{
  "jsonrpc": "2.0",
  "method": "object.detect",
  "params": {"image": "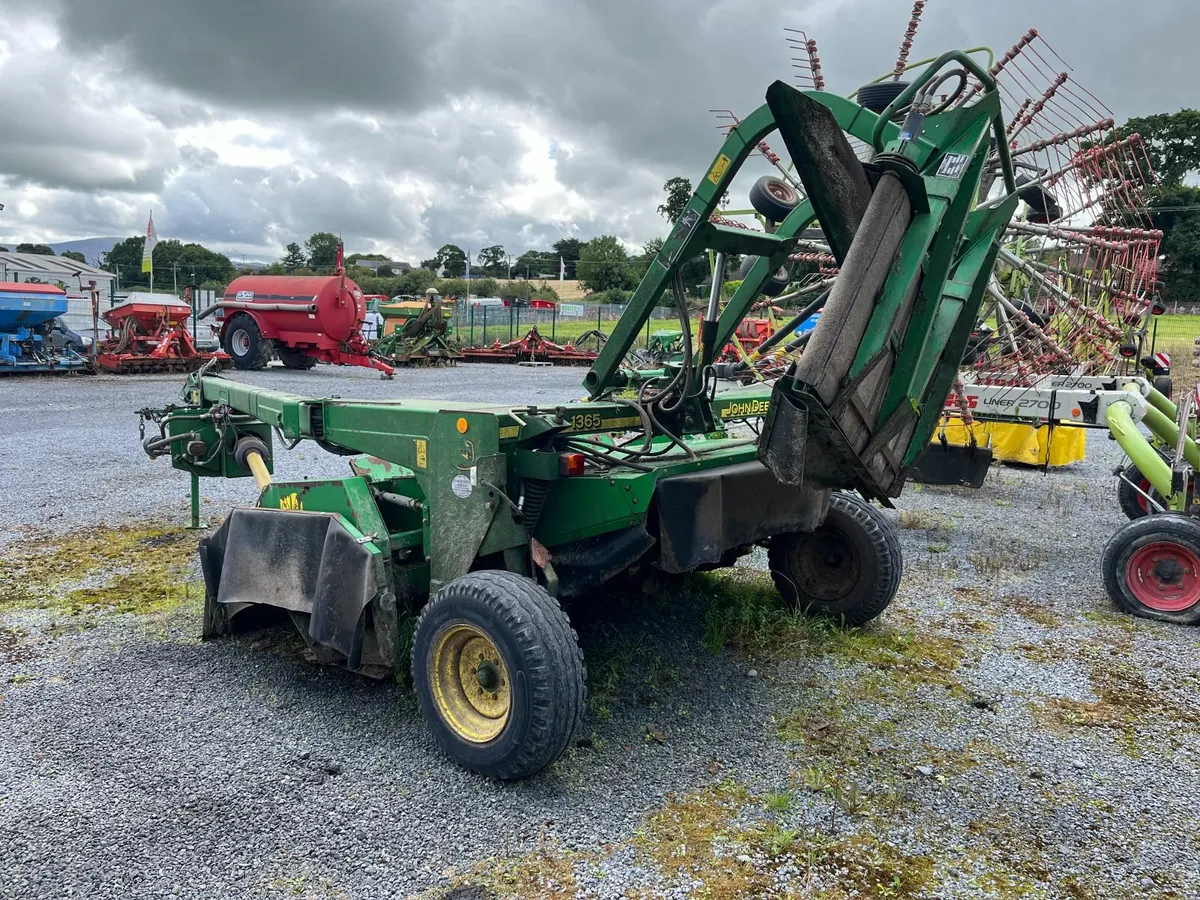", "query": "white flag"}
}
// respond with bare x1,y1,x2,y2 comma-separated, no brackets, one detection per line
141,212,158,274
559,256,565,282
